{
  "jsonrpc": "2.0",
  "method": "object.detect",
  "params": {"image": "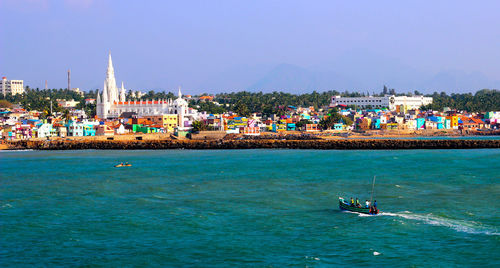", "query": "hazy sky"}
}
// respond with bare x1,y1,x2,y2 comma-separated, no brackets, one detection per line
1,0,499,94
